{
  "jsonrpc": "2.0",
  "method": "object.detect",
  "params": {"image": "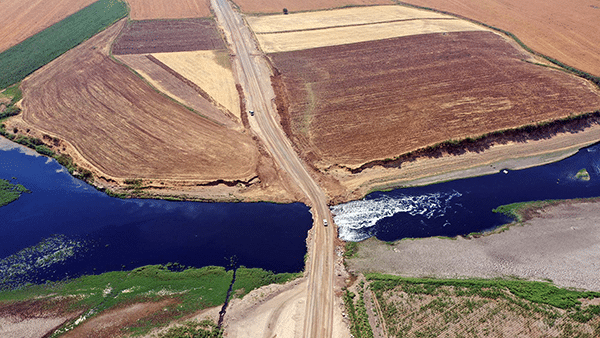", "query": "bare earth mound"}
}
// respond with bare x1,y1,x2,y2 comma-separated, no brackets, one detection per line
271,31,600,169
112,19,225,55
19,21,258,182
0,0,96,52
125,0,211,20
234,0,392,14
400,0,600,77
347,199,600,291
